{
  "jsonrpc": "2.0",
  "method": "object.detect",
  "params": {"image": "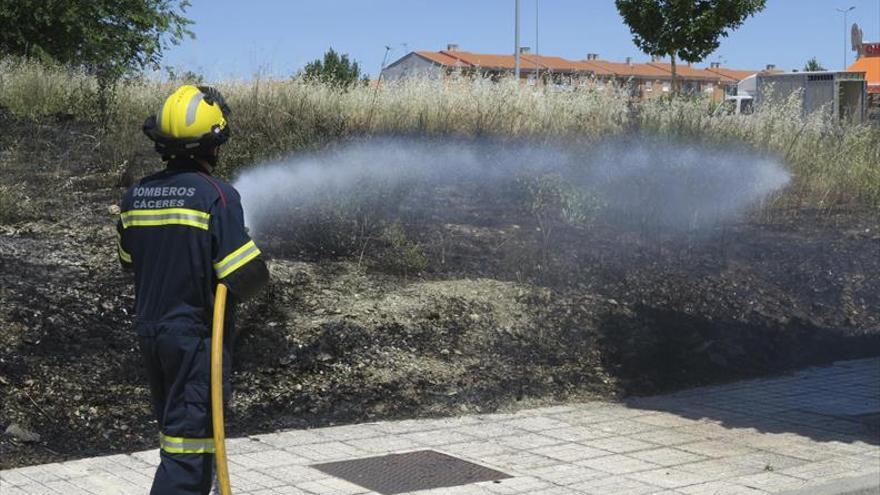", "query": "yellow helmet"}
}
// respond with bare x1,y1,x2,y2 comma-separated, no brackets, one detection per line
143,85,231,159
